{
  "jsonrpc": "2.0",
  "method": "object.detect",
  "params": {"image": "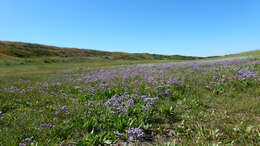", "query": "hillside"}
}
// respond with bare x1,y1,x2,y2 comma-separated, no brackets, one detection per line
224,50,260,58
0,41,202,60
